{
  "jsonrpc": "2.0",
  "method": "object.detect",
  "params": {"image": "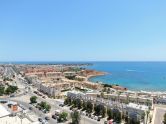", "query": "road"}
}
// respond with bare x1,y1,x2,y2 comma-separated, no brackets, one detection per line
12,99,57,124
3,66,16,79
2,66,103,124
13,91,102,124
10,89,102,124
152,105,166,124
